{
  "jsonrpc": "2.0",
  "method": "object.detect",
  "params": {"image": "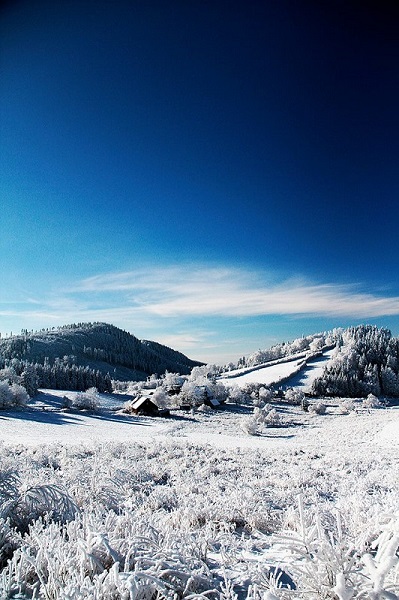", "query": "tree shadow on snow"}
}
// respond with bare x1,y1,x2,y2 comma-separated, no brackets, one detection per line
258,432,296,439
84,410,152,426
0,407,81,426
0,407,152,428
